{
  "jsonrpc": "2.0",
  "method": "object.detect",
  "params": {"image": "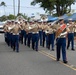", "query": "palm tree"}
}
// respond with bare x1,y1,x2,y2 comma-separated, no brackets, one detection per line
13,0,15,16
18,0,20,15
0,2,6,15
